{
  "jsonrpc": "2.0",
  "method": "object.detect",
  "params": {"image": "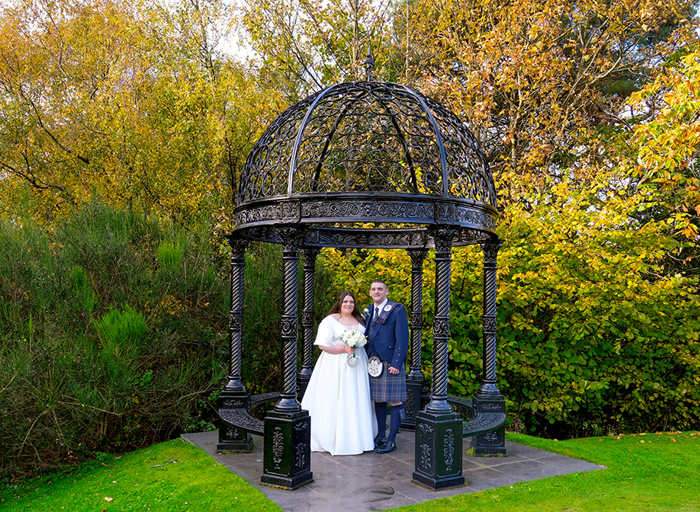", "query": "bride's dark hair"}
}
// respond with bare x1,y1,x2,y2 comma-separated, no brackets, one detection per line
328,290,365,325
